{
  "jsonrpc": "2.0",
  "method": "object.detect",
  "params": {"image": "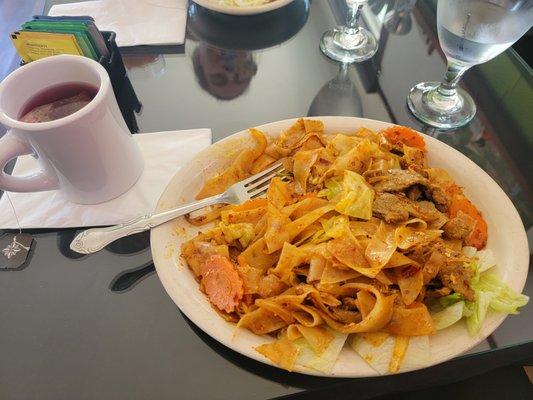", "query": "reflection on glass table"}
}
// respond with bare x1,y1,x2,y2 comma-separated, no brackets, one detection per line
308,62,363,117
384,0,417,36
192,45,257,100
408,0,533,129
122,54,167,79
187,0,310,51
